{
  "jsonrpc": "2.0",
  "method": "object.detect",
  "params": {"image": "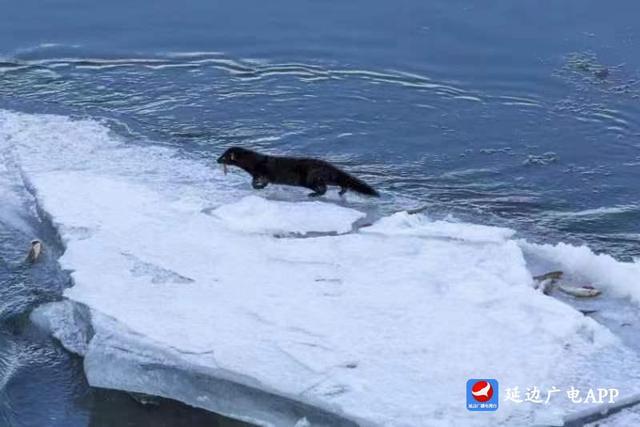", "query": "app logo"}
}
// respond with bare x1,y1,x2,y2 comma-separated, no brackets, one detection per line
471,380,493,402
467,379,499,411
